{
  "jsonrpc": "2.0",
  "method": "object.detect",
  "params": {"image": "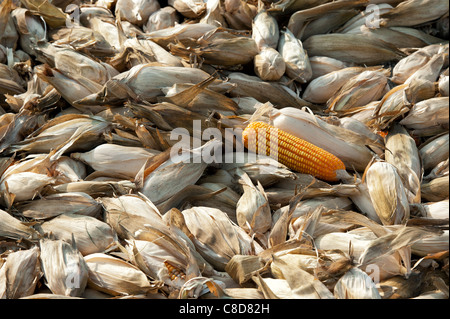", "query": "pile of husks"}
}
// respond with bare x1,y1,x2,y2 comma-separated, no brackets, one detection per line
0,0,448,299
